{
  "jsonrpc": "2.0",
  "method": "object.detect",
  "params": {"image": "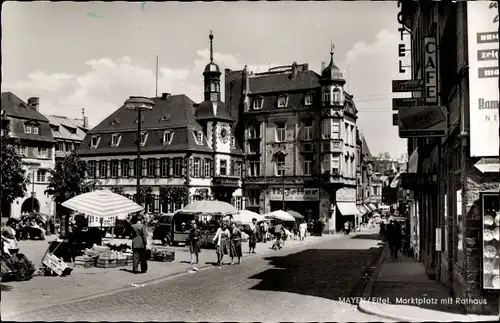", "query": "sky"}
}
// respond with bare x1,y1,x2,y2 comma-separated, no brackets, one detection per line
2,1,411,159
